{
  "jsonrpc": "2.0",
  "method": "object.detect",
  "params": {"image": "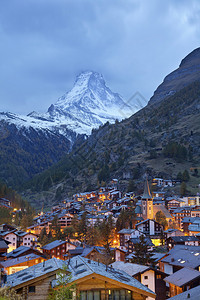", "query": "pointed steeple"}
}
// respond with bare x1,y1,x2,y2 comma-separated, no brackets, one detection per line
142,177,152,199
